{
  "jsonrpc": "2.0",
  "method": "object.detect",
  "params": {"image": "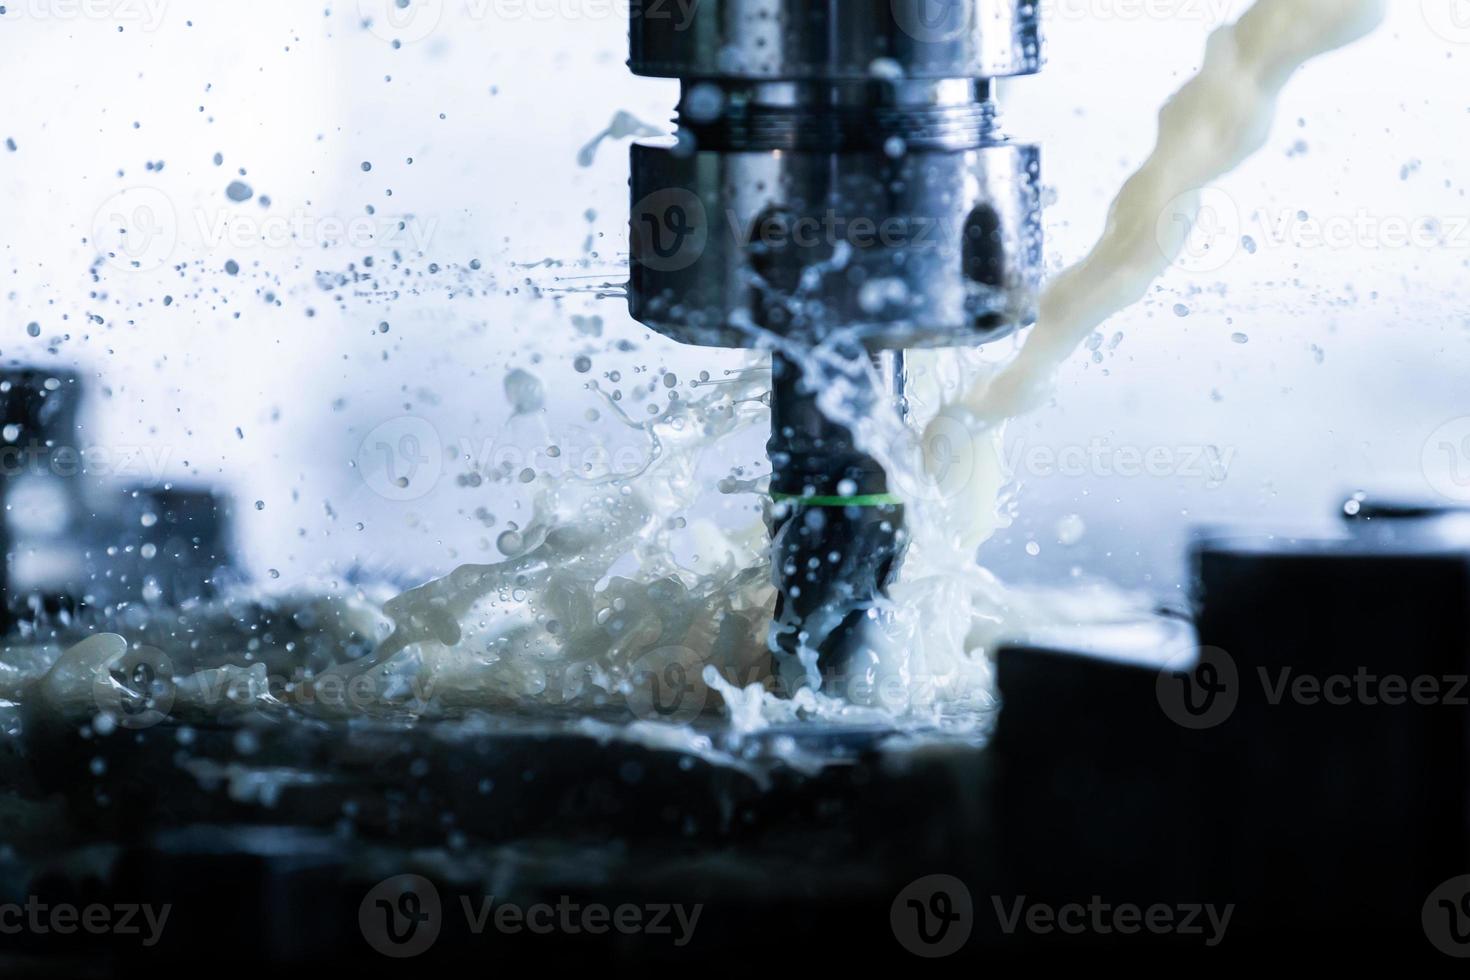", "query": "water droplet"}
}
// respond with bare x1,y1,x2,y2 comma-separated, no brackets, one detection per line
682,82,725,123
1056,514,1087,547
504,368,544,414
